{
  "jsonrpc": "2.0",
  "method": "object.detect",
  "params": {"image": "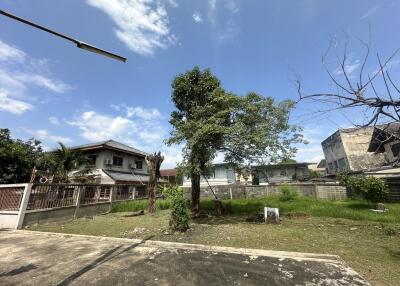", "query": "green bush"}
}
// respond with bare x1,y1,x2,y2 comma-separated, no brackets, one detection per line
337,173,388,203
160,184,185,200
162,185,190,232
279,184,299,202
